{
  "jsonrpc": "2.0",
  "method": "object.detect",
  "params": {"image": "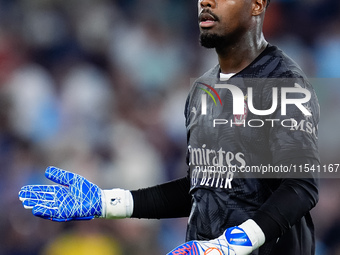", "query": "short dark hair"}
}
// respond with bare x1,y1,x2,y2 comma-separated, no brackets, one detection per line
267,0,270,7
